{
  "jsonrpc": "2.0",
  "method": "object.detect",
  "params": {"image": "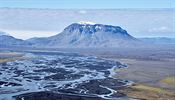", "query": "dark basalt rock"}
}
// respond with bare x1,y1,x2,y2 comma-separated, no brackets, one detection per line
34,68,72,73
76,80,111,95
0,81,22,87
24,76,42,81
14,91,105,100
44,73,83,81
64,23,128,35
0,52,130,100
53,78,127,97
14,70,25,75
